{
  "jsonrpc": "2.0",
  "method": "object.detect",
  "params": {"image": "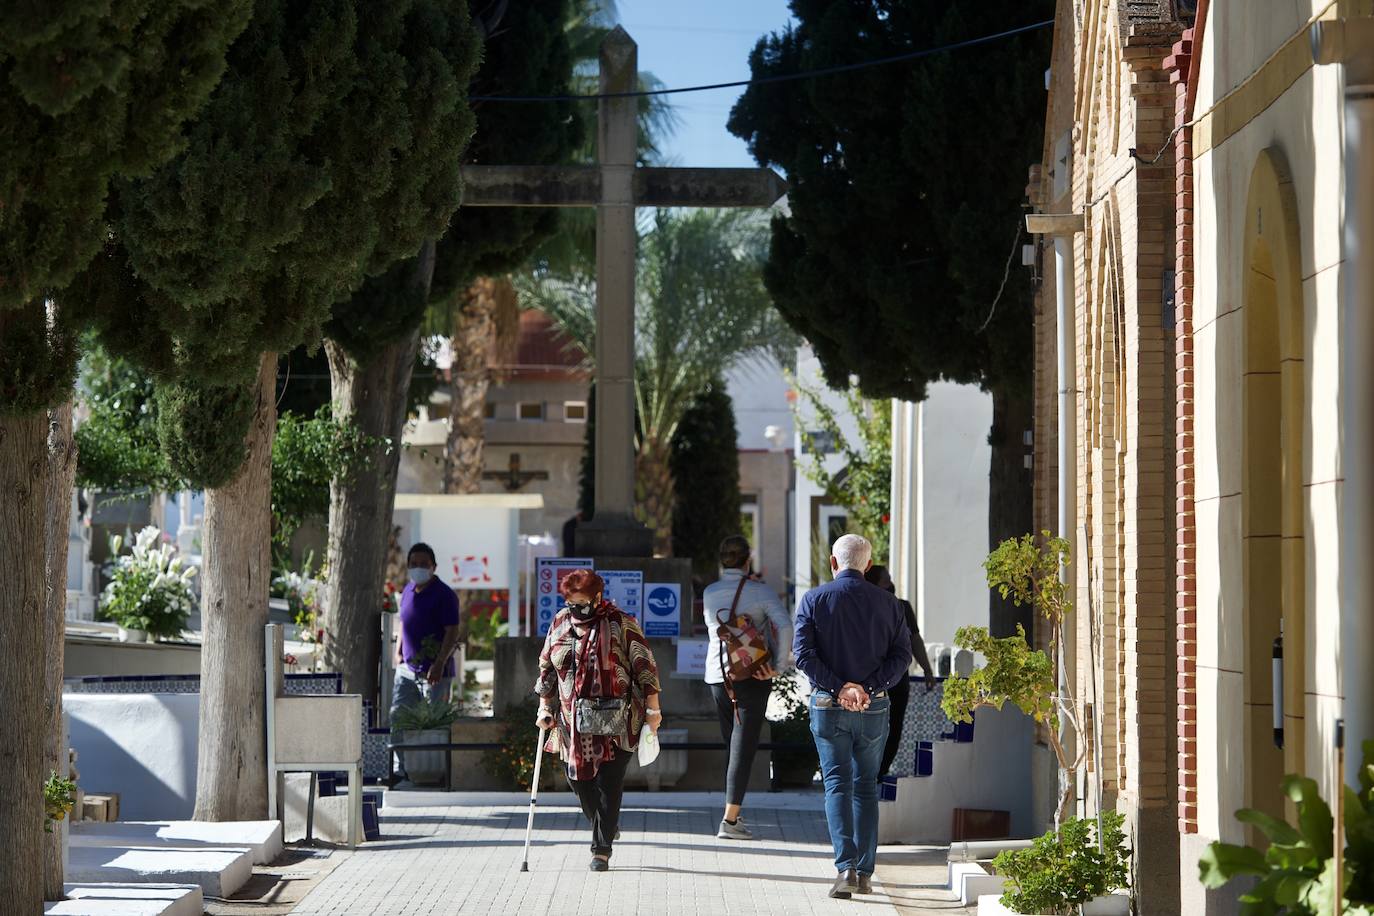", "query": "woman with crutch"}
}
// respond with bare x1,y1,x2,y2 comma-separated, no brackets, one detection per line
534,569,662,871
